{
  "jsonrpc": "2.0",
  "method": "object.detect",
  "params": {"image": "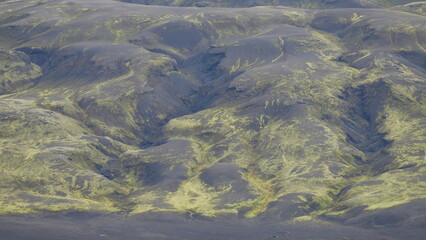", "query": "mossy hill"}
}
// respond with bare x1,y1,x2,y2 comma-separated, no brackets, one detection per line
0,0,425,239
